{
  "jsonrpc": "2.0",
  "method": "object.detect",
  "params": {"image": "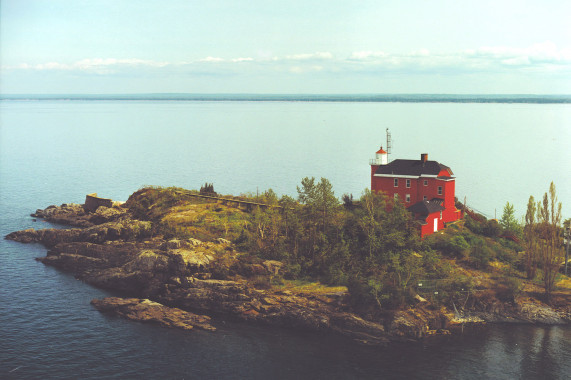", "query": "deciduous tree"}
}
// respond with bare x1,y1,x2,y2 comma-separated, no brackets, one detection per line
536,182,563,301
524,196,537,279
